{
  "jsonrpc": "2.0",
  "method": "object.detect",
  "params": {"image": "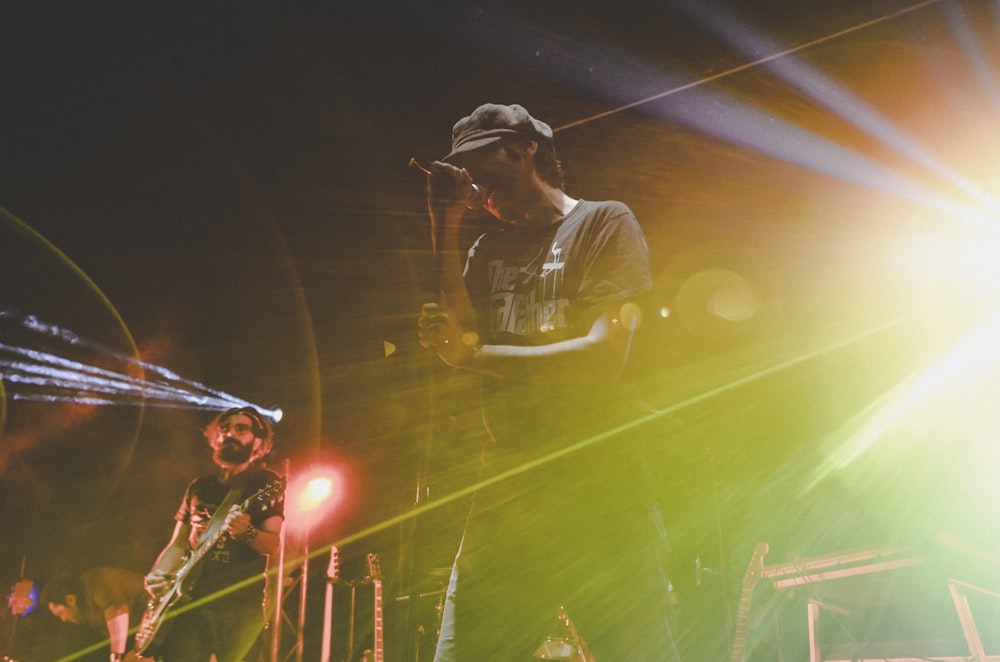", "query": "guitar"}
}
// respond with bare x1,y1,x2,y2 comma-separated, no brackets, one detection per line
133,477,286,654
729,542,769,662
360,553,384,662
320,546,340,662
